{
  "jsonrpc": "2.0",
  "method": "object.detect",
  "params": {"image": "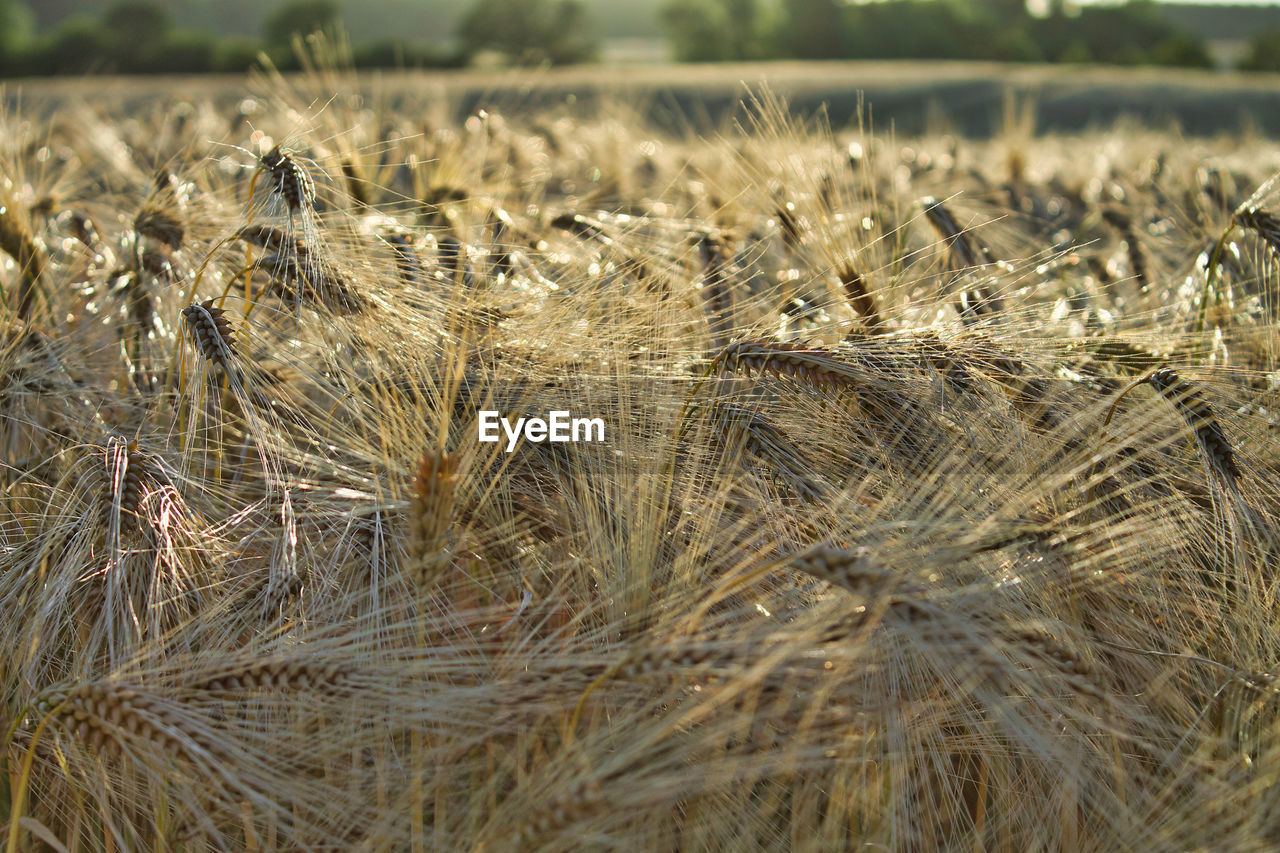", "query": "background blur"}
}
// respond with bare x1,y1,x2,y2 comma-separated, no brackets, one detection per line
8,0,1280,76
